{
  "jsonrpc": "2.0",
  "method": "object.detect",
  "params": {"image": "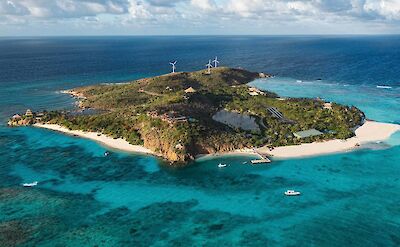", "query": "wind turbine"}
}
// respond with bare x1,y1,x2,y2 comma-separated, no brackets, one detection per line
212,56,219,68
205,59,213,74
169,61,177,73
